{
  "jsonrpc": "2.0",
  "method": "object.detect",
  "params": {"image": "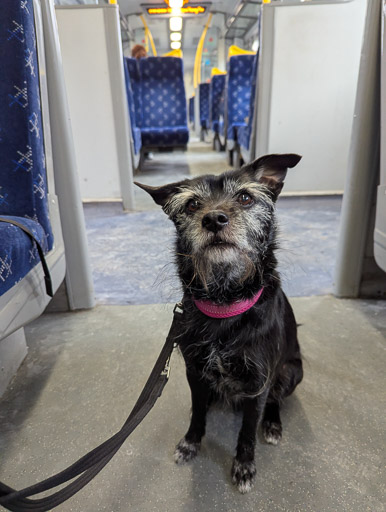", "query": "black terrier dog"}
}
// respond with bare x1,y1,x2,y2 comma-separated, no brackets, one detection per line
136,153,303,493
